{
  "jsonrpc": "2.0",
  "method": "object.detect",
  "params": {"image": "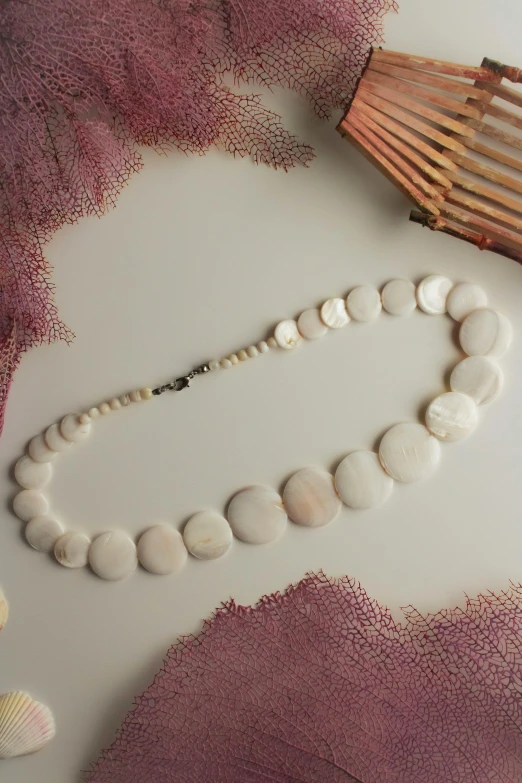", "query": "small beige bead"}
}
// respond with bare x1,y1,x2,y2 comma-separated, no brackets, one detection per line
221,358,233,369
247,345,259,358
238,349,249,361
109,397,121,411
140,388,152,400
88,407,100,419
130,390,141,403
120,394,131,406
267,337,278,349
229,354,239,365
79,413,90,425
257,341,269,354
99,402,111,415
209,360,220,371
